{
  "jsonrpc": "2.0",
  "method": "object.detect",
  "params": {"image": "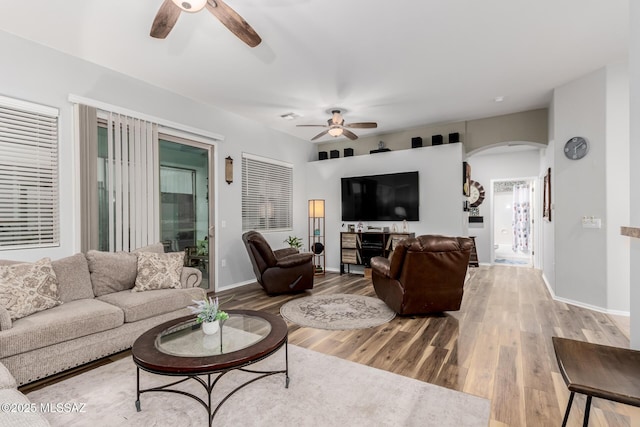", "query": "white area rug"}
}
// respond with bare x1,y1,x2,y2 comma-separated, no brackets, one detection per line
280,293,396,330
27,345,489,426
